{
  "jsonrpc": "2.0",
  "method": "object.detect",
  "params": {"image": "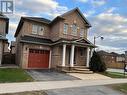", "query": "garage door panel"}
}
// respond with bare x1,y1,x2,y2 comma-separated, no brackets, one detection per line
28,49,50,68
